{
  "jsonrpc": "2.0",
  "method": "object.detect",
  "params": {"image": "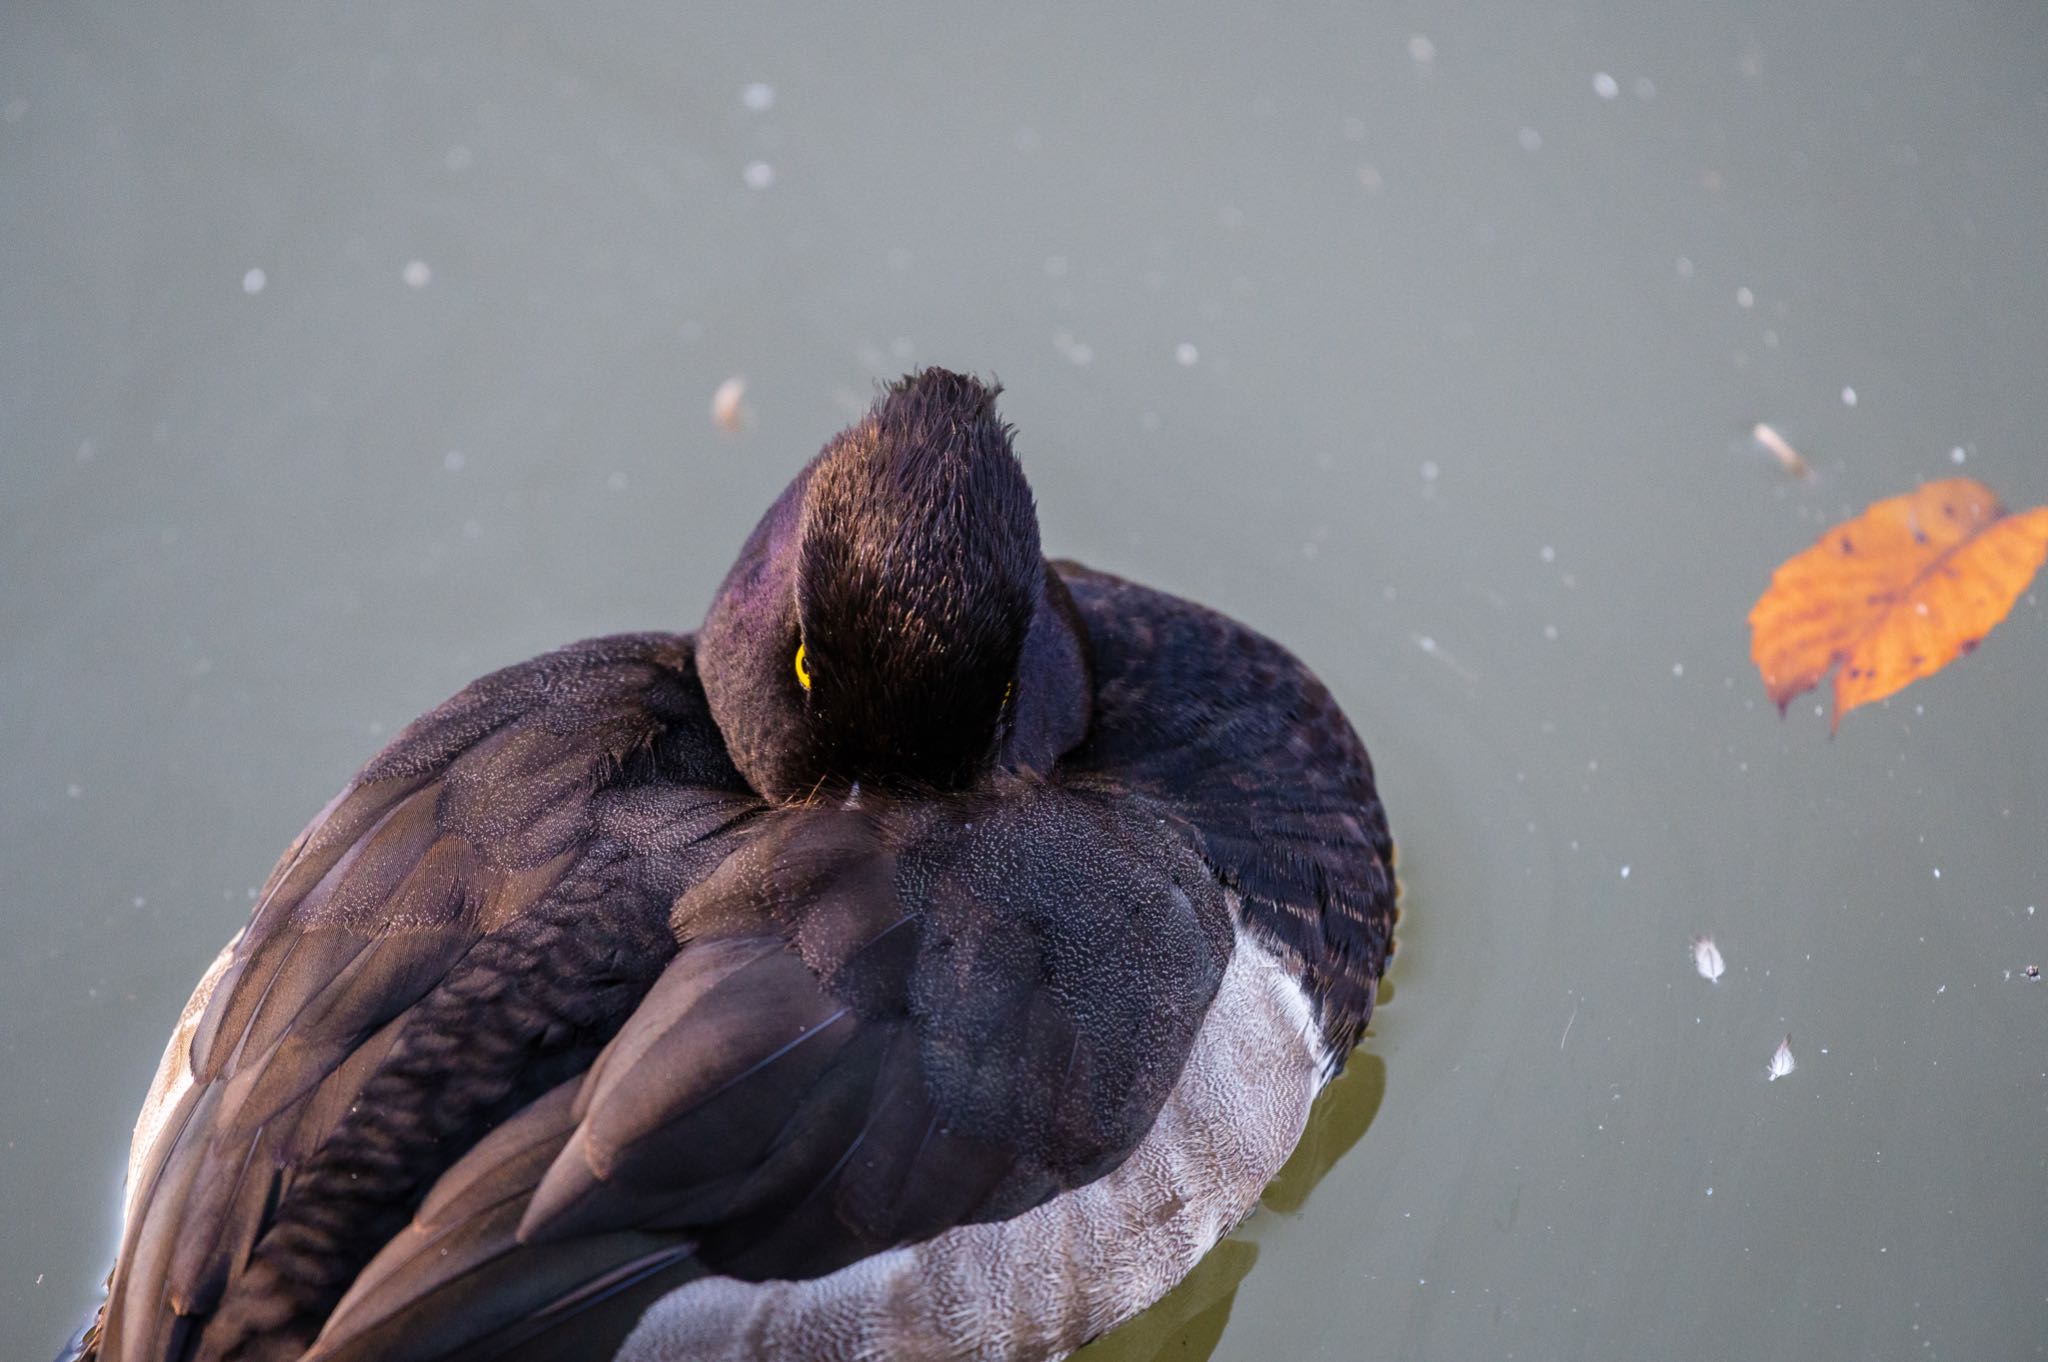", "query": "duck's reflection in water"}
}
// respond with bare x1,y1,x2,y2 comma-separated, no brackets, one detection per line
1073,1048,1389,1362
